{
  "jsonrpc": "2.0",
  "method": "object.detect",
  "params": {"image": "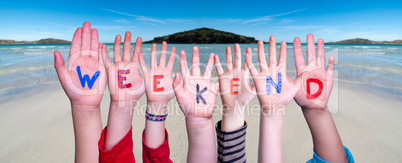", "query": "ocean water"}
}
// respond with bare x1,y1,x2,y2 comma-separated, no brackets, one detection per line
0,44,402,91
